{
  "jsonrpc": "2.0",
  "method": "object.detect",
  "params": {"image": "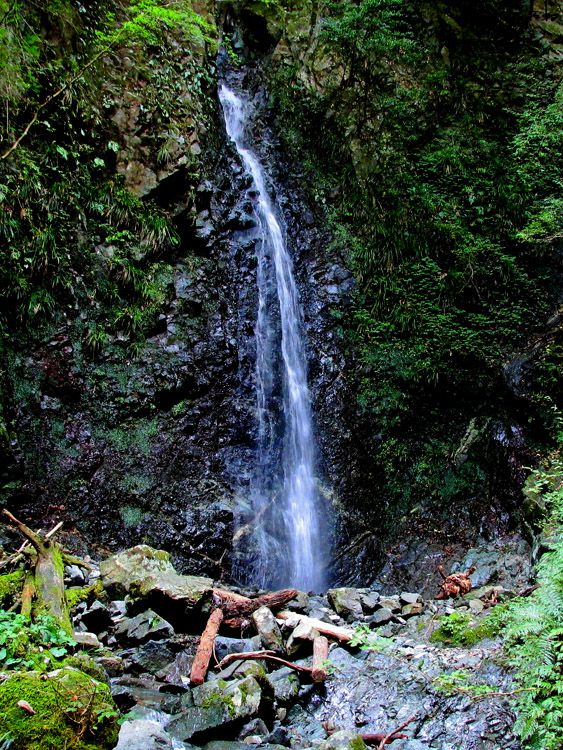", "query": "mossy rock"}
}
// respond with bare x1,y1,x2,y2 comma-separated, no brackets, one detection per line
0,667,119,750
0,570,24,608
66,580,105,611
